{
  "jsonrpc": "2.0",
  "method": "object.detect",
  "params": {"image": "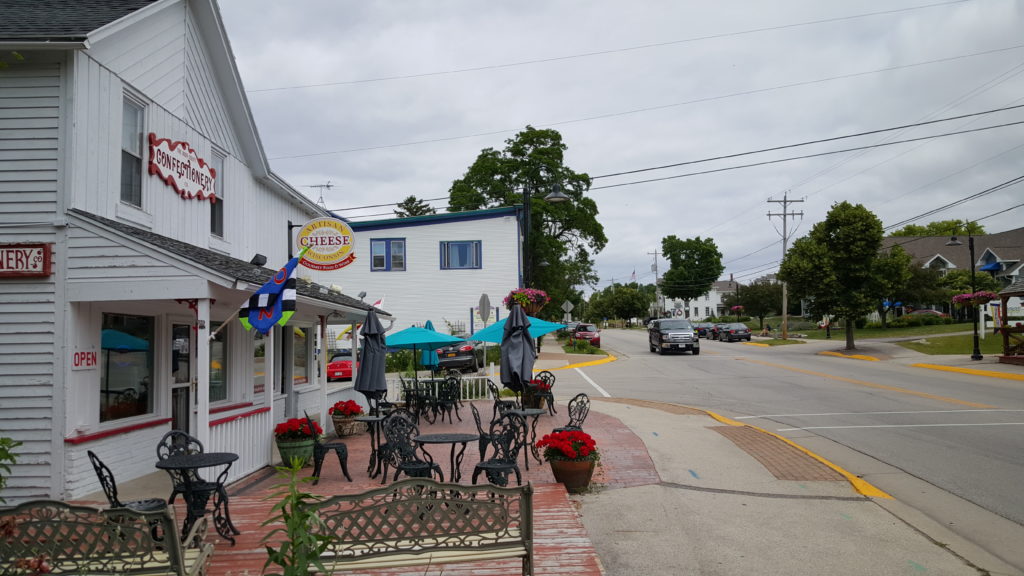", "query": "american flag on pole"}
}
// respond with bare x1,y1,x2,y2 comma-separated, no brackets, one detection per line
239,248,308,335
630,269,637,282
